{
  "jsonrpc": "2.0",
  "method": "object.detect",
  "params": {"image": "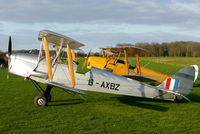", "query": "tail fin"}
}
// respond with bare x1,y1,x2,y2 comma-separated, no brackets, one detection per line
158,65,198,96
